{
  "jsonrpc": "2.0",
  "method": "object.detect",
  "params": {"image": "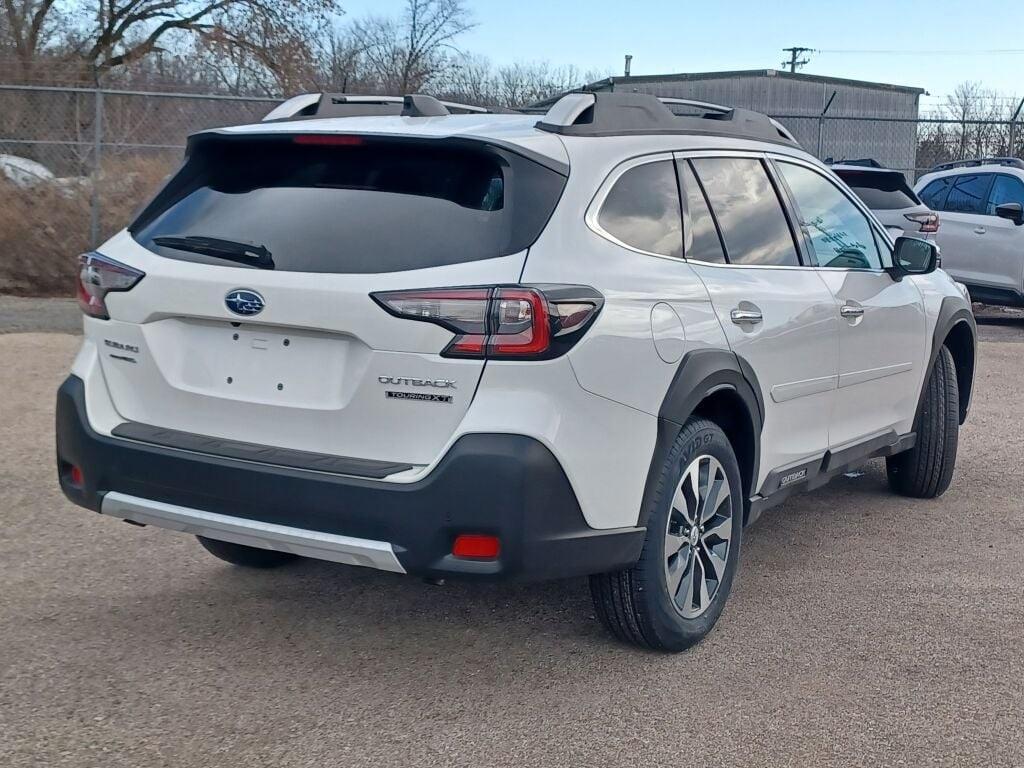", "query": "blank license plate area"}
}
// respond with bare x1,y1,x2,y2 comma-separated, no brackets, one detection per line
169,321,356,408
